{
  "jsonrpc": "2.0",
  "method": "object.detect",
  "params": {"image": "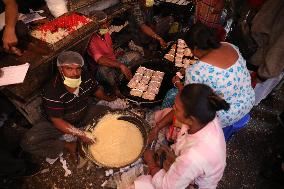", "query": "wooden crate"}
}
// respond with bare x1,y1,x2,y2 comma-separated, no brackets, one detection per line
30,12,98,52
